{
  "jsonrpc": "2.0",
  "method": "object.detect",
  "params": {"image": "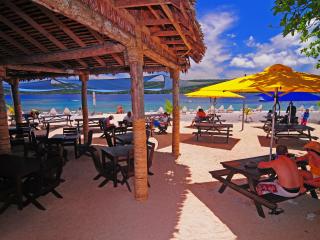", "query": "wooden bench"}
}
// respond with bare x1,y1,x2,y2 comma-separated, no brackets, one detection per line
41,114,72,126
266,124,318,142
193,123,233,143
